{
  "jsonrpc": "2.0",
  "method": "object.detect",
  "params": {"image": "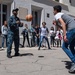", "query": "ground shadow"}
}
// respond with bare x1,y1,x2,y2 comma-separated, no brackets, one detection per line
12,53,34,57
